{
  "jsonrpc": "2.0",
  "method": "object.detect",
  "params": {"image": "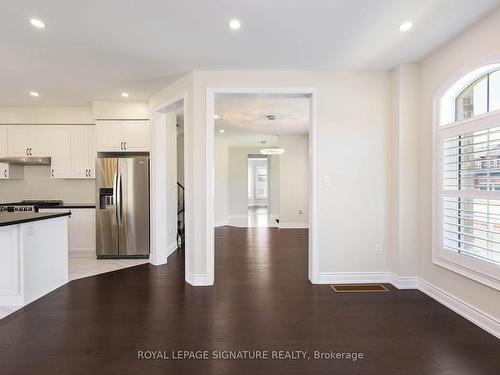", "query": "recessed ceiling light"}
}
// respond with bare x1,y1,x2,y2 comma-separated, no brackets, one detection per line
30,18,46,29
121,92,129,98
398,21,413,32
228,19,241,30
29,91,39,97
219,129,225,133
